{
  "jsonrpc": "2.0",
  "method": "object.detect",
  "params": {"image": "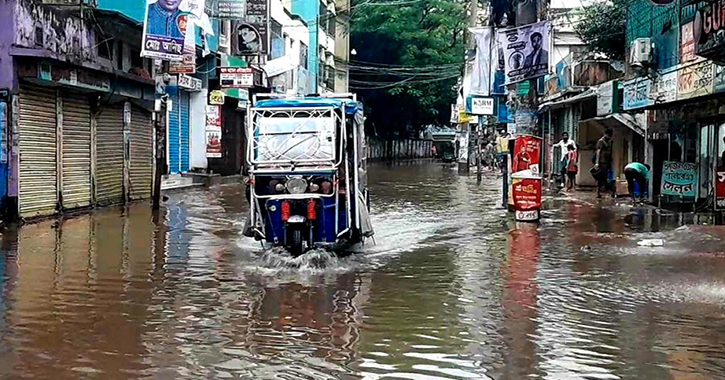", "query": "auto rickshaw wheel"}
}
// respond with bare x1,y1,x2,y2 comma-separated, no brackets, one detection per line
289,228,304,257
